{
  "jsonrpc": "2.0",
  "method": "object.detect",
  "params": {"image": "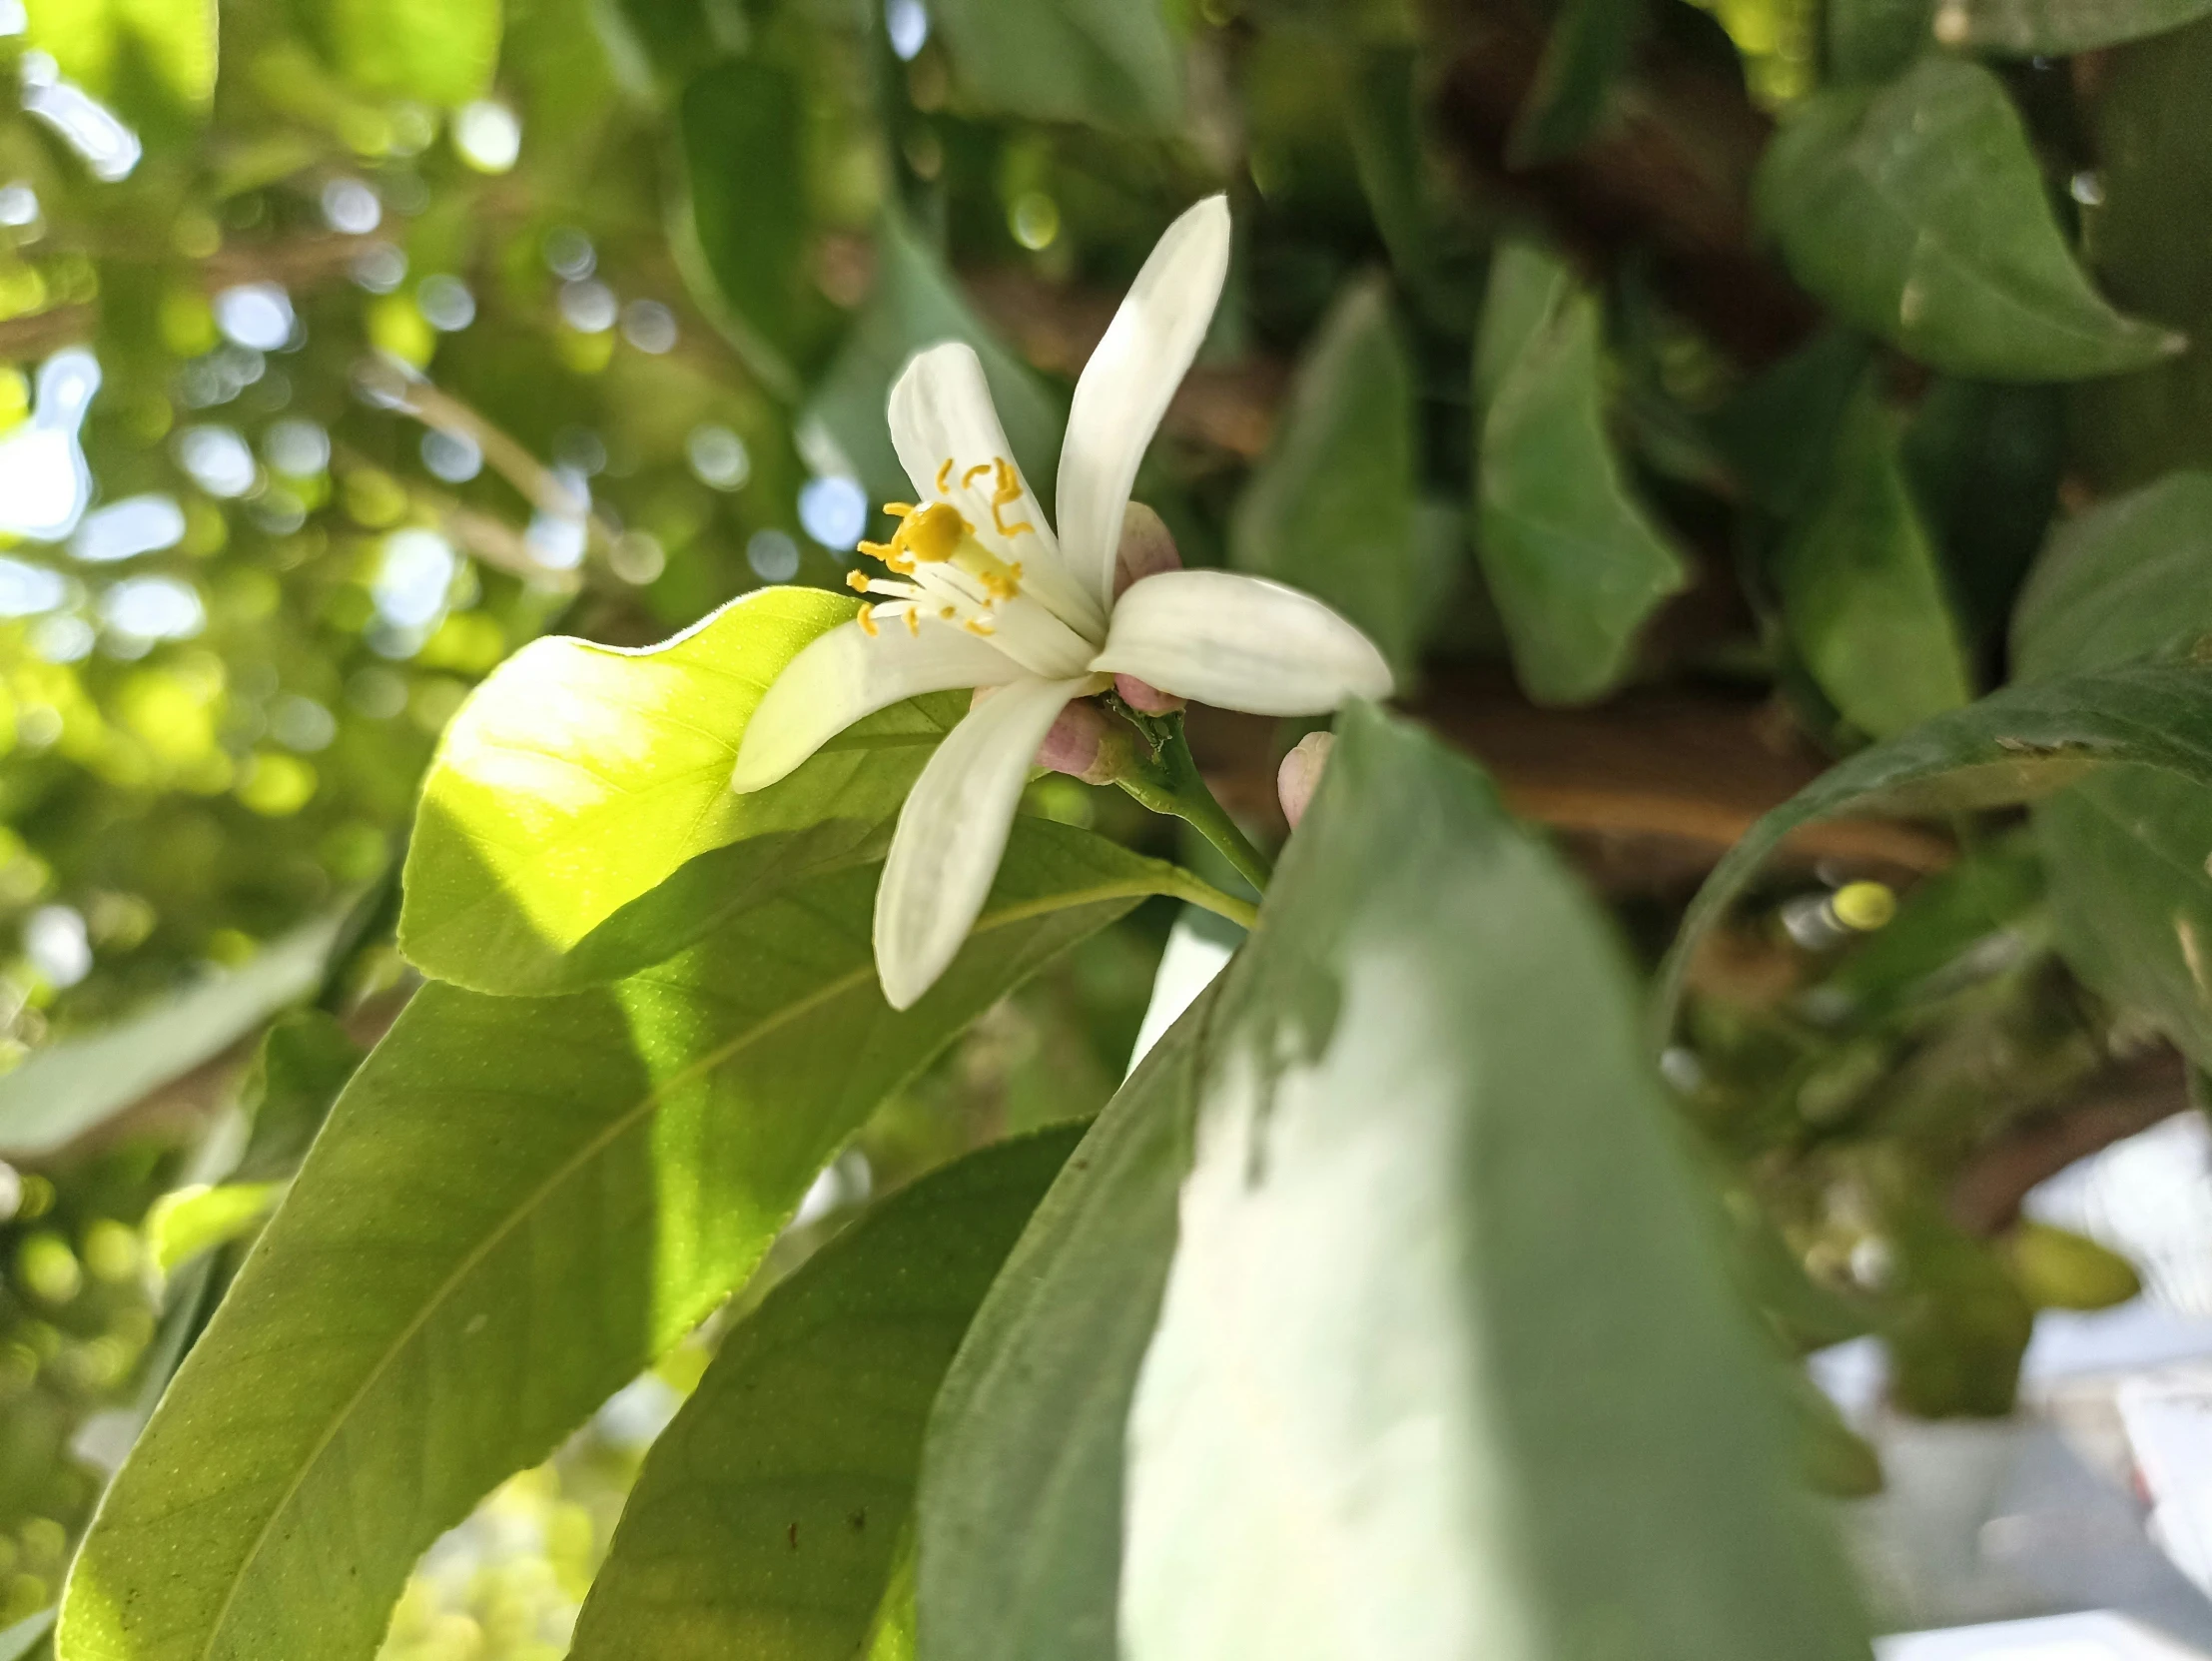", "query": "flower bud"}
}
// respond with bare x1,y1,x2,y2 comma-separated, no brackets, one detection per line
1035,698,1141,786
1113,671,1182,715
1112,500,1182,596
1276,730,1333,830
